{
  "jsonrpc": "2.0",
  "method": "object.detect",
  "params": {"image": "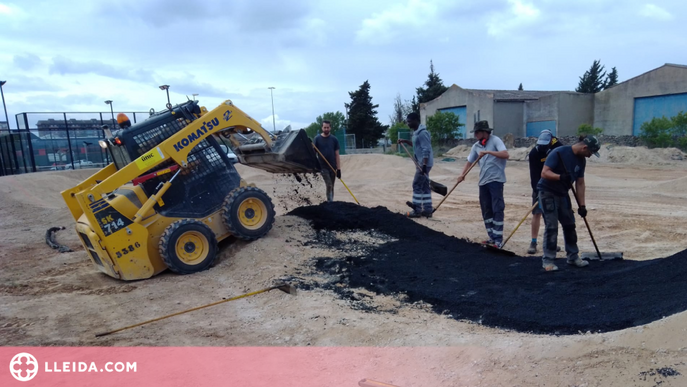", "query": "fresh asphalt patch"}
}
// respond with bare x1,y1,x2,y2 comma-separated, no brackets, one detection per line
289,202,687,335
